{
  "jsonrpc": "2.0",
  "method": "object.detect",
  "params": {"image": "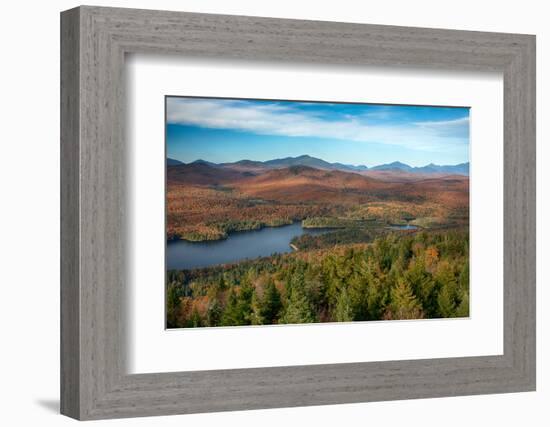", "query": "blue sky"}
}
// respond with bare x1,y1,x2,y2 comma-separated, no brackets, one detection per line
166,97,470,167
